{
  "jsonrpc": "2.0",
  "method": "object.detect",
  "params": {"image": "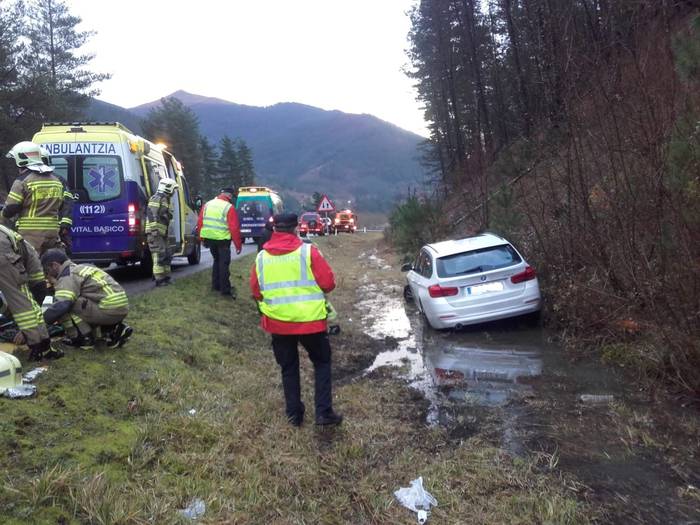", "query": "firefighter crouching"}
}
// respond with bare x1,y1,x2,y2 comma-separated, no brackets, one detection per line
146,178,178,286
250,213,343,427
2,141,73,255
41,249,133,350
0,225,63,360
